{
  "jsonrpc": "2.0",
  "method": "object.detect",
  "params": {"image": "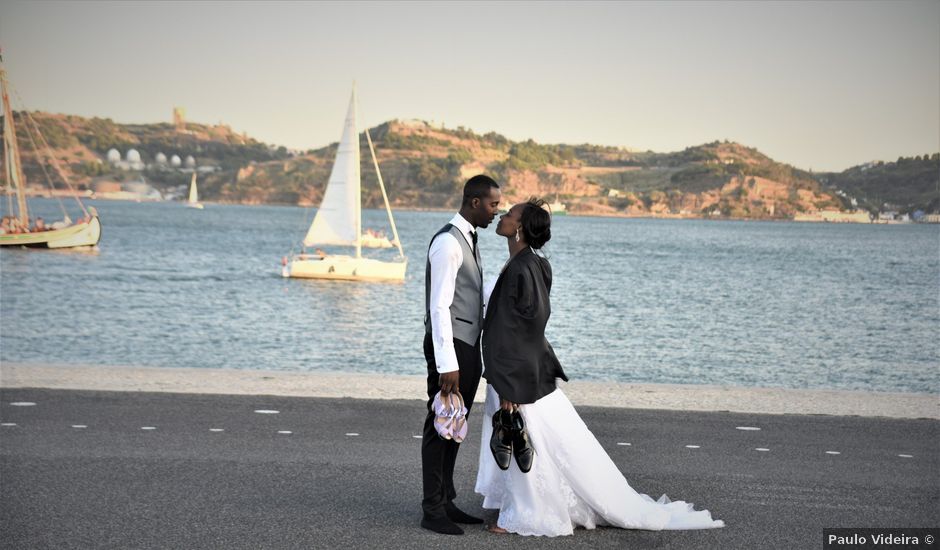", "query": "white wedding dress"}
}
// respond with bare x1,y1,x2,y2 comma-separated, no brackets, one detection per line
474,385,725,536
475,274,723,536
